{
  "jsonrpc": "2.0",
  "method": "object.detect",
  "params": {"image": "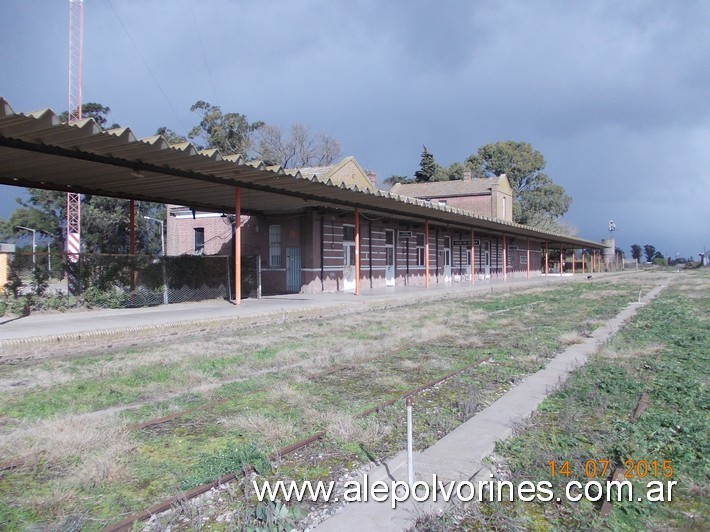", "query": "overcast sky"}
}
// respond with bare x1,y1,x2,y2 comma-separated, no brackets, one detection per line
1,0,709,258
